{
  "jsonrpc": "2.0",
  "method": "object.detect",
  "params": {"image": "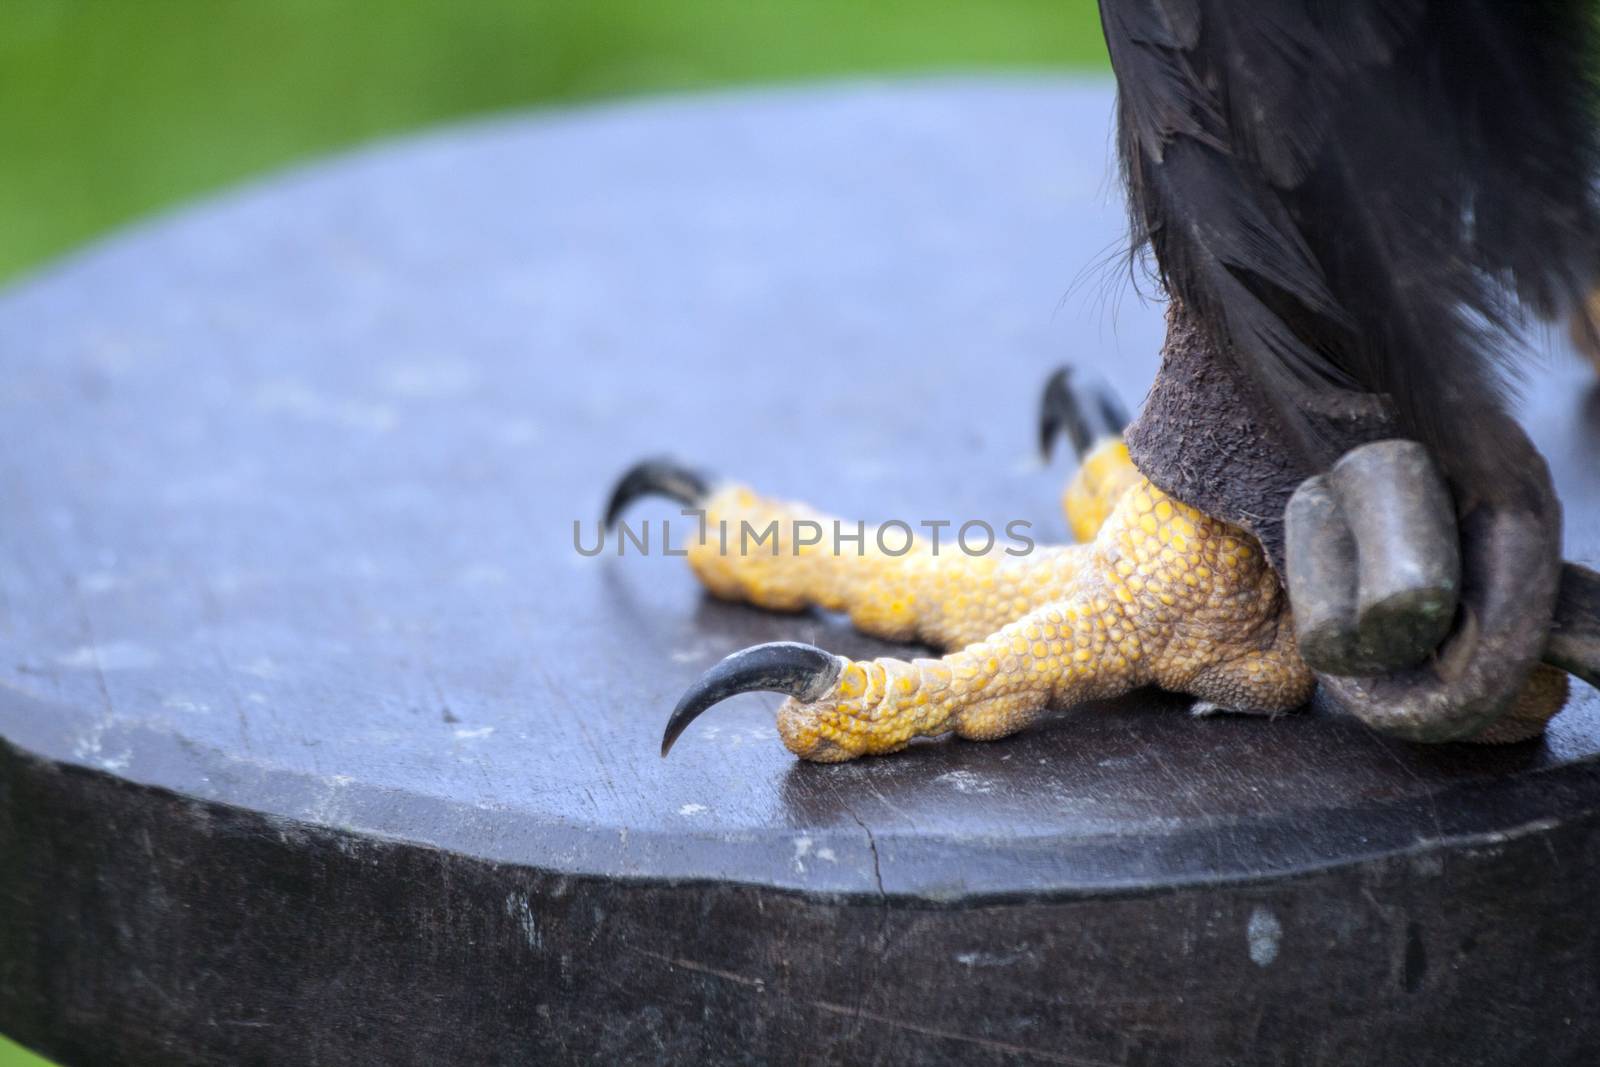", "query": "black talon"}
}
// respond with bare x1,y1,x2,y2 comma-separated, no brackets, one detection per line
603,457,712,531
661,642,842,757
1038,367,1130,462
